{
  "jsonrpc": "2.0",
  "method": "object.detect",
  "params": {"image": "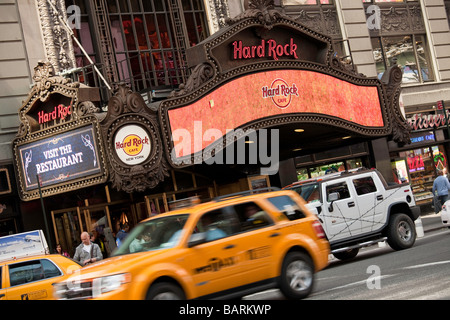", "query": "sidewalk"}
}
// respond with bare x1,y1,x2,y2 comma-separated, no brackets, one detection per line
419,210,446,233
